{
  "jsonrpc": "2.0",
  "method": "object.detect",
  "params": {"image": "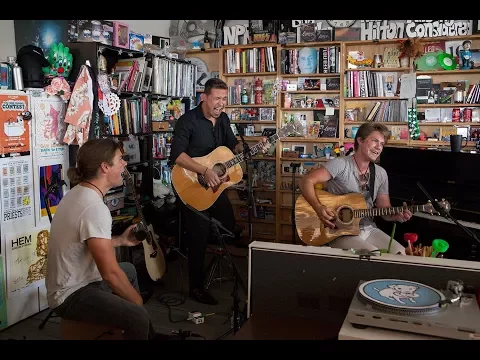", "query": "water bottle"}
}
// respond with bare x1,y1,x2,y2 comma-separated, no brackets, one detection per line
7,56,24,91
